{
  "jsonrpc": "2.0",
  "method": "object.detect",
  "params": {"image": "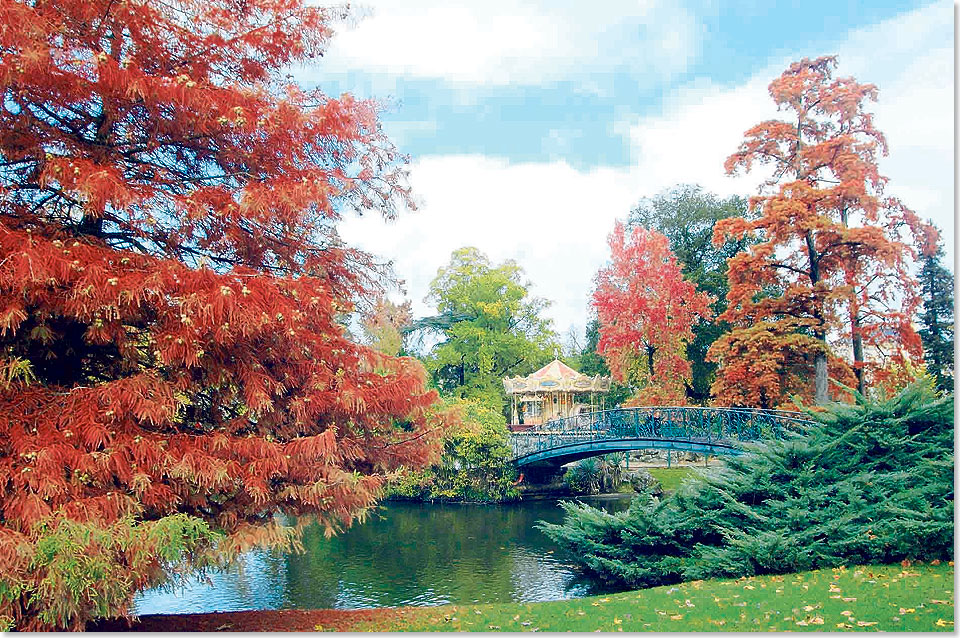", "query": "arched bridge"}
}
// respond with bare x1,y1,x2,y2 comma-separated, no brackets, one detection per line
509,406,816,468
